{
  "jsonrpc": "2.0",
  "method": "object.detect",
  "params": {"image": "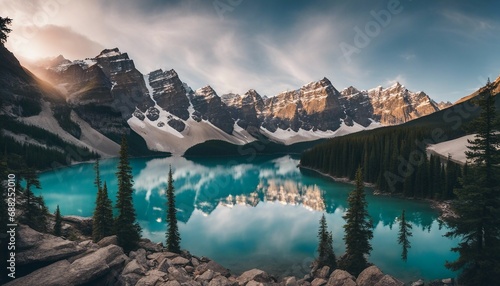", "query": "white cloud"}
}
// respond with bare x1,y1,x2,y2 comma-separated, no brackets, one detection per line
385,74,406,86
